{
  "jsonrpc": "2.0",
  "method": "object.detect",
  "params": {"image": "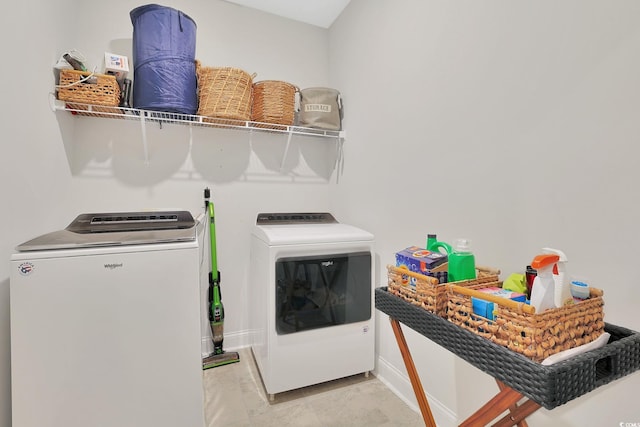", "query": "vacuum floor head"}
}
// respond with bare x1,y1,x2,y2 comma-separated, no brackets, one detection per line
203,351,240,370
